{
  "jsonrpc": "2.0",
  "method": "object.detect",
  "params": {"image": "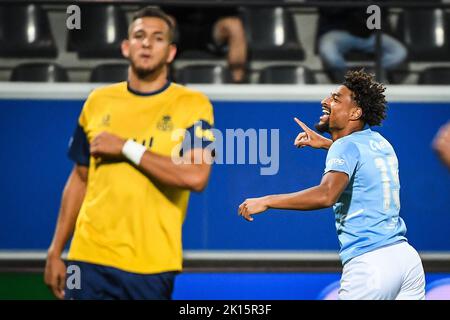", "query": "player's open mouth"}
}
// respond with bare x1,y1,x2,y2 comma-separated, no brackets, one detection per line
320,106,330,122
